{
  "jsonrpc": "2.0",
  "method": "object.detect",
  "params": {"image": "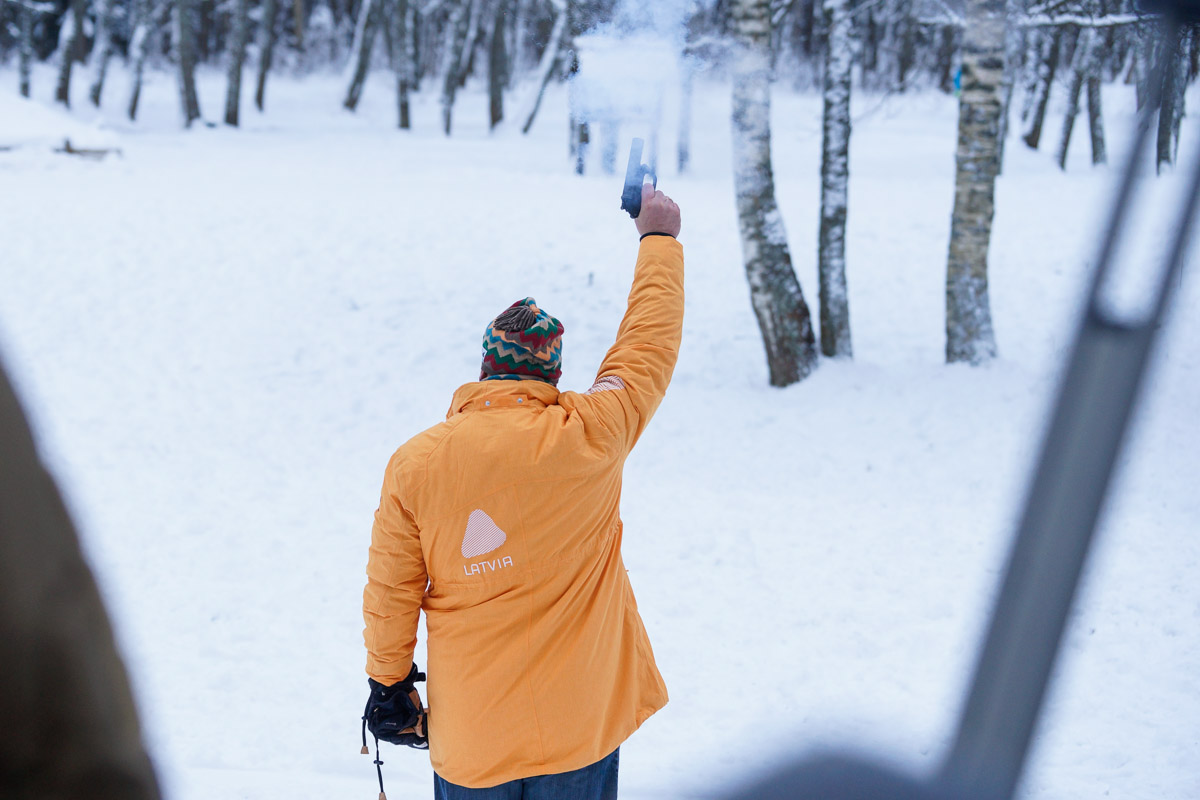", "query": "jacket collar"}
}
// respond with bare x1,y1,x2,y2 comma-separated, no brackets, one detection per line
447,379,561,419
